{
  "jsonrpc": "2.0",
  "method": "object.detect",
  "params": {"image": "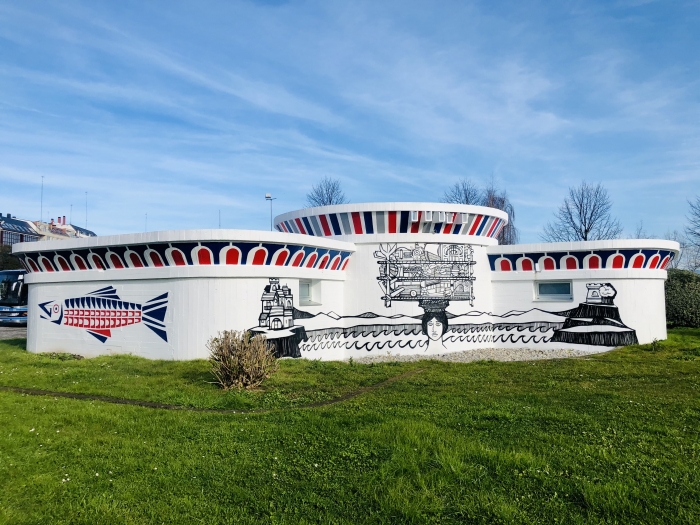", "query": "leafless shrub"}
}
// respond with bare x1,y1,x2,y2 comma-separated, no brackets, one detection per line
207,331,278,390
306,177,348,207
542,182,623,242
